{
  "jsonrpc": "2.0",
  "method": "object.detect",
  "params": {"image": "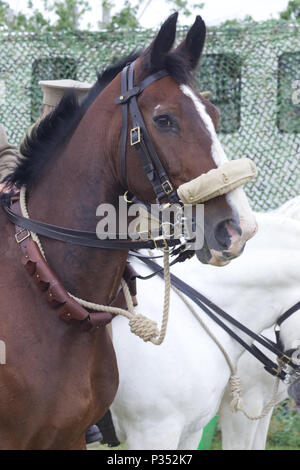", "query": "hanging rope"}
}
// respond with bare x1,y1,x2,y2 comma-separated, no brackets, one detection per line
171,283,282,421
19,186,171,345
